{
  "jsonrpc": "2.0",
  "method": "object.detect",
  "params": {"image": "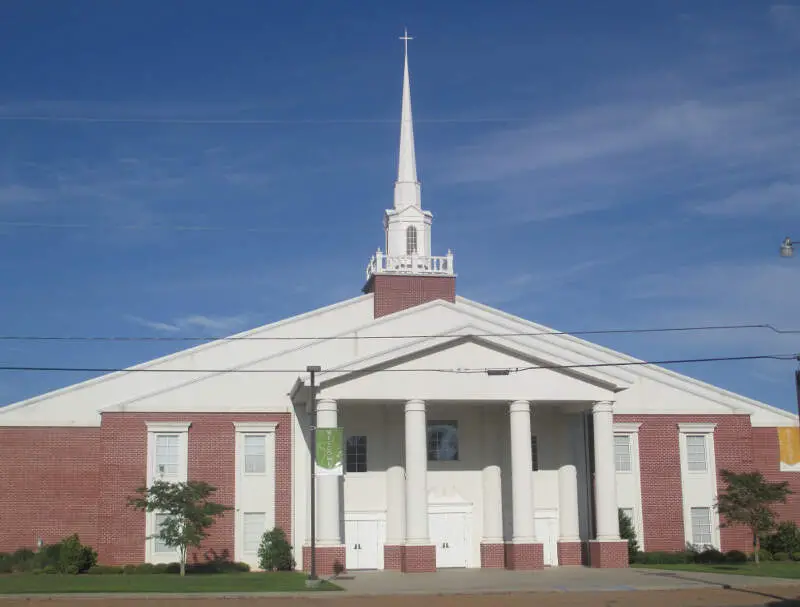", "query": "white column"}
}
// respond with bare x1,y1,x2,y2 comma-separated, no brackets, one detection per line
316,397,341,545
482,405,503,543
385,405,406,546
558,464,580,542
592,401,620,541
404,399,430,545
509,400,535,543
